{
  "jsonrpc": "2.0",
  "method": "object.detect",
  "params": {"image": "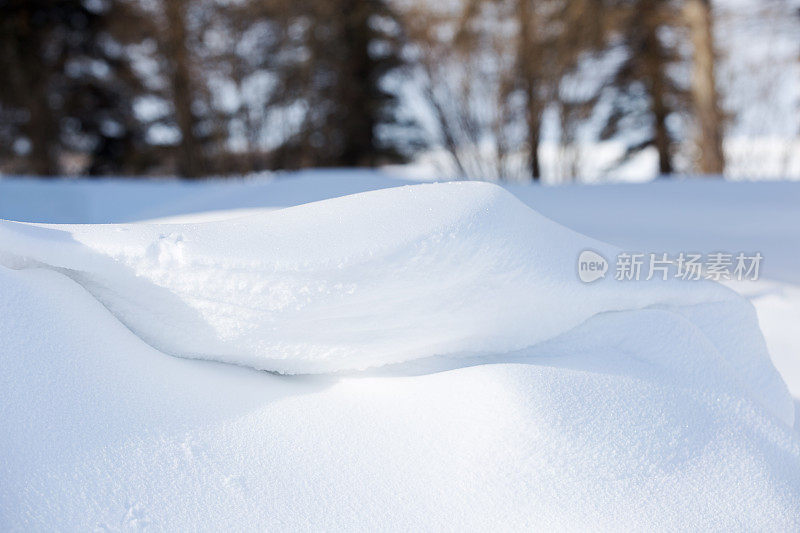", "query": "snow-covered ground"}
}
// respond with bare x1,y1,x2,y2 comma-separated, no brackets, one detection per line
1,170,799,529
